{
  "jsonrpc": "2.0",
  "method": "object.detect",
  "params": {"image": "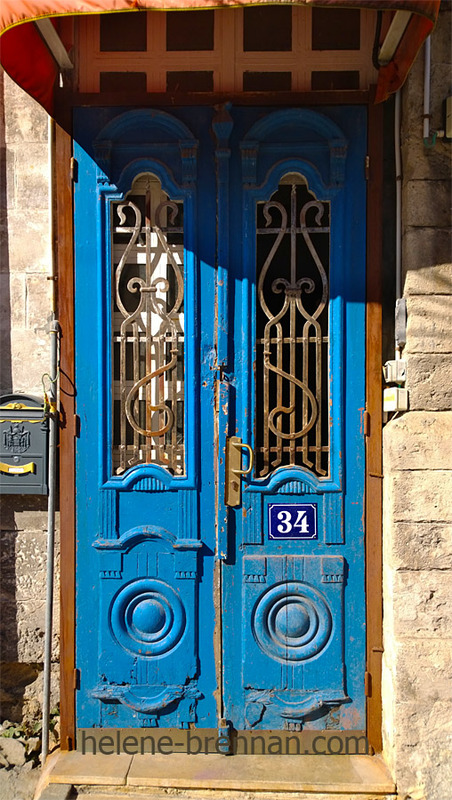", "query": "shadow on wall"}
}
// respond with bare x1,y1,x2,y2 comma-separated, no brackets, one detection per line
0,70,41,725
0,69,12,392
0,495,48,724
